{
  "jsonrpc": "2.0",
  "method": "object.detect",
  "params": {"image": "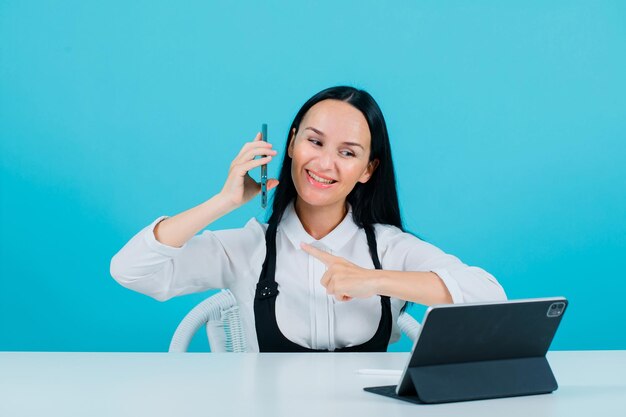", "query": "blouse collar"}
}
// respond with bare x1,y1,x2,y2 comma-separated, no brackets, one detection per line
279,201,360,253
